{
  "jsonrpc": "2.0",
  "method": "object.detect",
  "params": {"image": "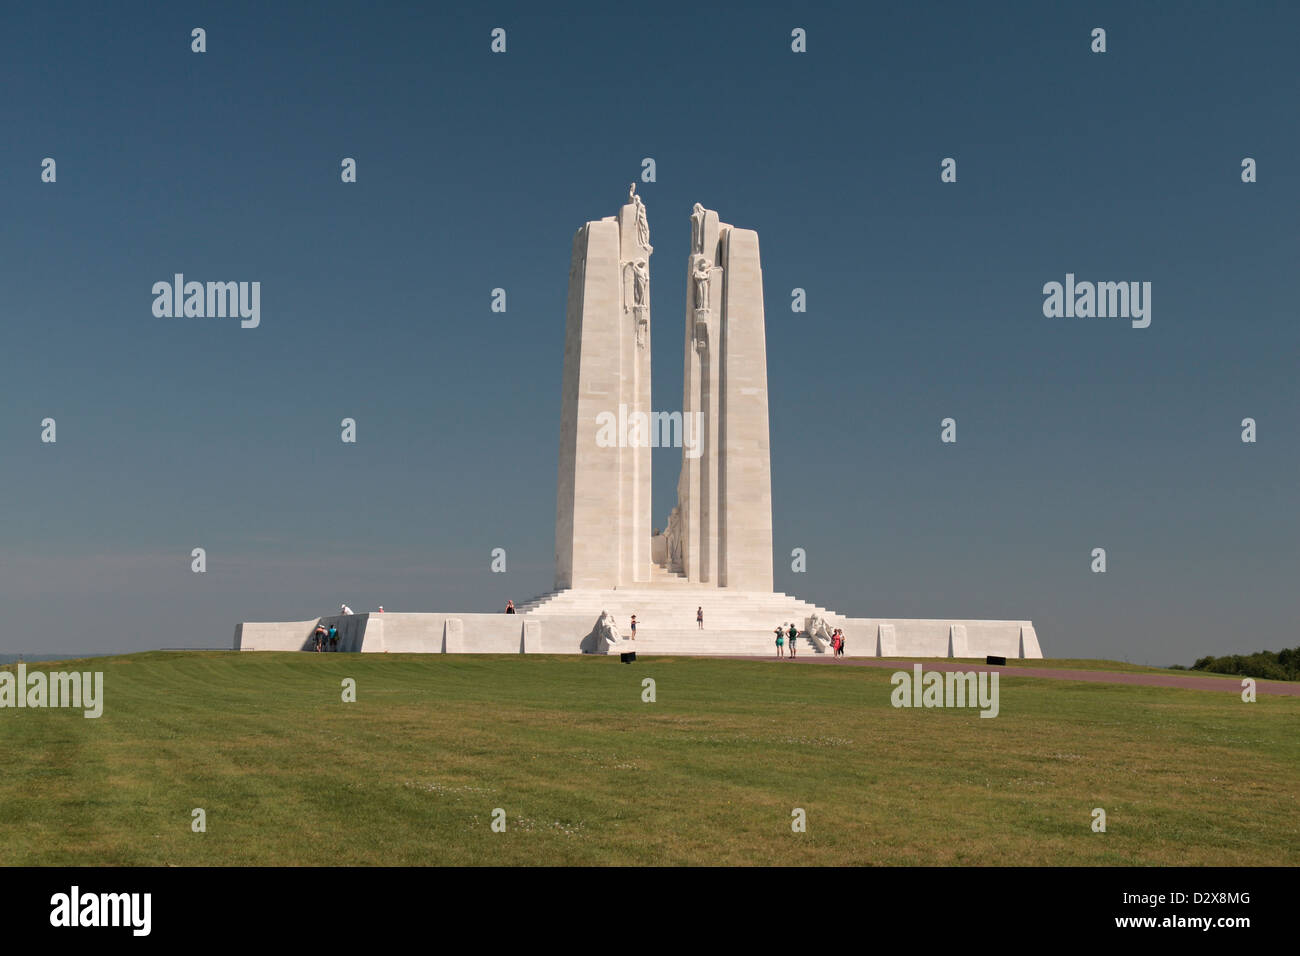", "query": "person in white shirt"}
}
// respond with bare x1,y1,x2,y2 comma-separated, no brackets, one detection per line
340,604,354,615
